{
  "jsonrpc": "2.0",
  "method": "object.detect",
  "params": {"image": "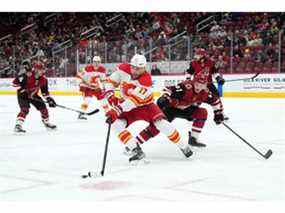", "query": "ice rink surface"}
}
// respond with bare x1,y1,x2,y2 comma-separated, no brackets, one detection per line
0,95,284,201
